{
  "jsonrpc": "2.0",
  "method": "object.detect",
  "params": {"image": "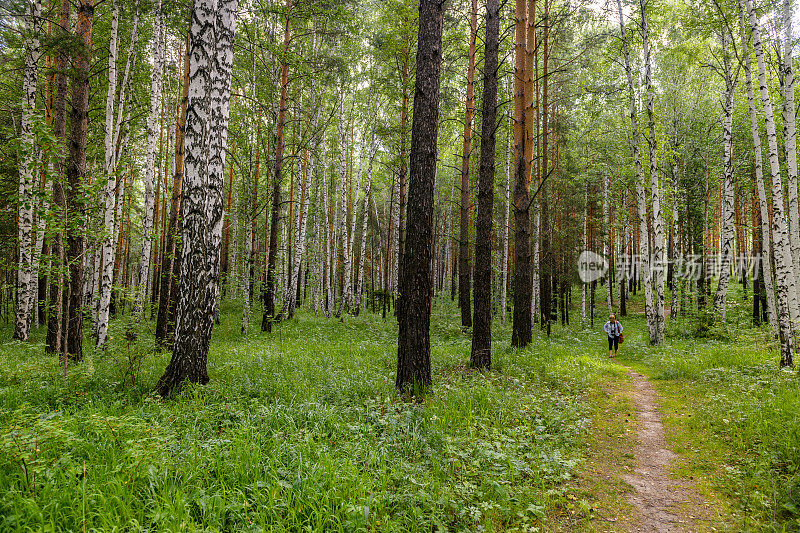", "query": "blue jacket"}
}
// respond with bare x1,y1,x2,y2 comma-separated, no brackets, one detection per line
604,320,622,338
